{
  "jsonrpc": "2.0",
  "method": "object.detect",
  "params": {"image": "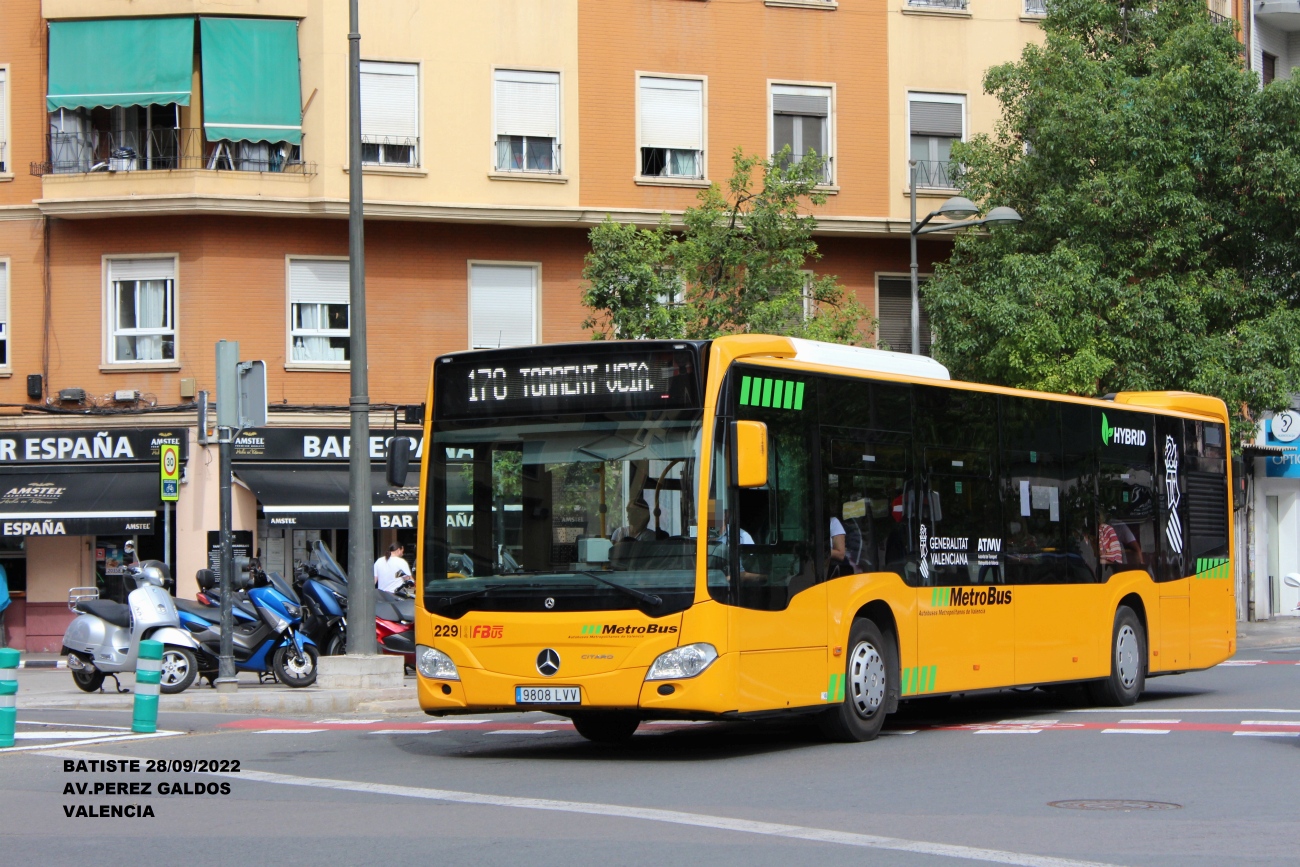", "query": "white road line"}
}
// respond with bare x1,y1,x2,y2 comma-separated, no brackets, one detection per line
1118,719,1180,724
881,730,919,736
43,748,1132,867
1101,729,1169,735
999,719,1059,725
1232,731,1300,738
369,729,438,735
254,729,327,734
314,719,384,724
14,731,115,740
1067,708,1300,714
424,719,492,724
0,731,181,754
976,729,1043,734
646,720,712,725
483,729,556,735
534,719,572,725
1240,720,1300,726
18,721,138,731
